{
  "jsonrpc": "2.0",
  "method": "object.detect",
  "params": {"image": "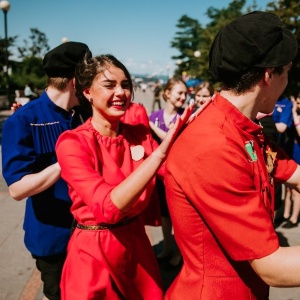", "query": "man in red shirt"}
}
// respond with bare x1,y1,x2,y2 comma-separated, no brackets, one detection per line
165,11,299,300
